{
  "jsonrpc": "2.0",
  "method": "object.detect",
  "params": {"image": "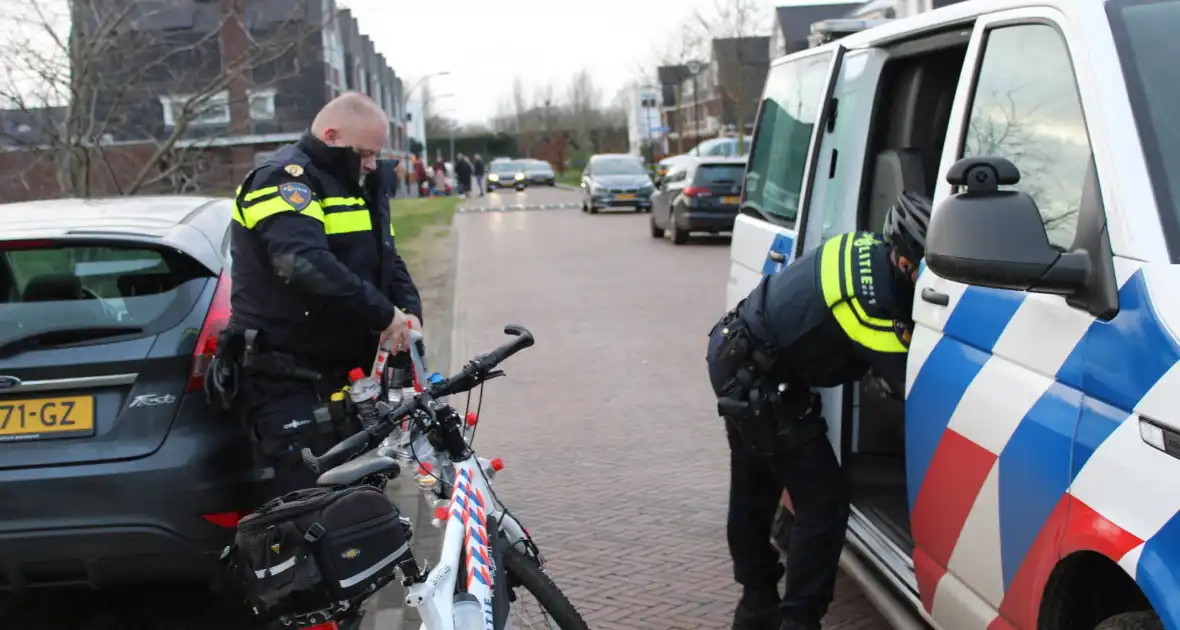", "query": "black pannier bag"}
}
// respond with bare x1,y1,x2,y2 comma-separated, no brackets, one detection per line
227,485,413,620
